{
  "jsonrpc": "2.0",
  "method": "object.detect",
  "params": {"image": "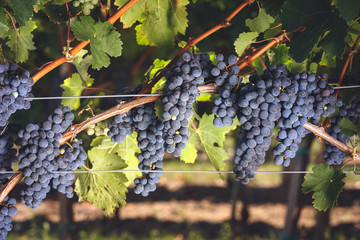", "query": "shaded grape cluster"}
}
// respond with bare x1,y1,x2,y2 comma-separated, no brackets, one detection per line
0,192,17,240
0,63,33,127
